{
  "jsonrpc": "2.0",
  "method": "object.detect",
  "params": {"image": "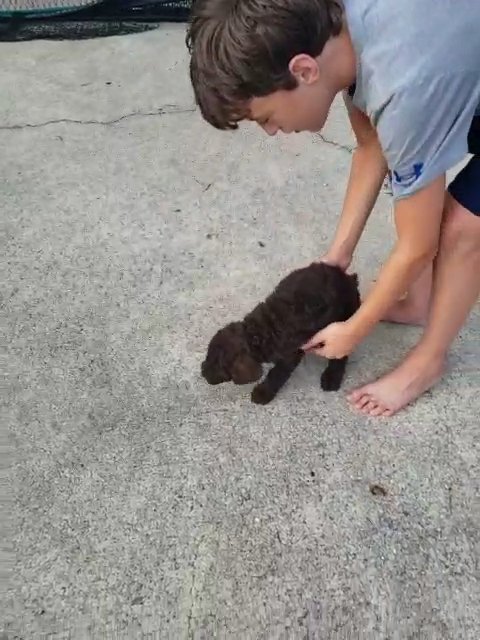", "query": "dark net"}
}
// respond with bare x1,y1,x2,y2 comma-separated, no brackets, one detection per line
0,0,193,40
